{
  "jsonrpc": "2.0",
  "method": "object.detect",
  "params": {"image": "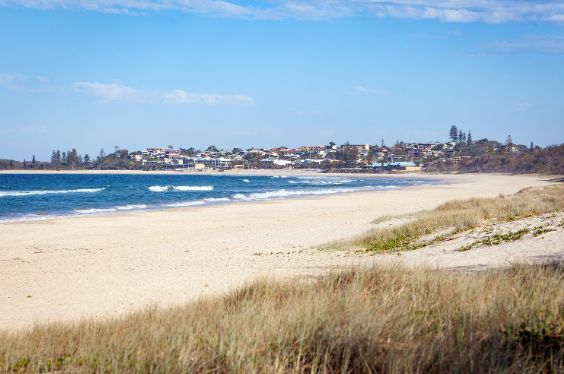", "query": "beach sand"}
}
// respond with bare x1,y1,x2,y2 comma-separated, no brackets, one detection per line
0,173,561,331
